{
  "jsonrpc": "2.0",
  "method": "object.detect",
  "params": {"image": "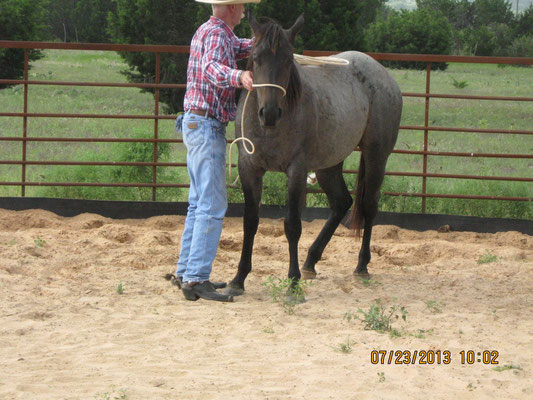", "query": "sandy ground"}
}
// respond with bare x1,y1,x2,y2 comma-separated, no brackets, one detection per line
0,208,532,400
